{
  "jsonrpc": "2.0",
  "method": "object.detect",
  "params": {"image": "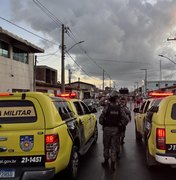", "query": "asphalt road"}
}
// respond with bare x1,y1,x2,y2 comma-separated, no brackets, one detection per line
56,105,176,180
